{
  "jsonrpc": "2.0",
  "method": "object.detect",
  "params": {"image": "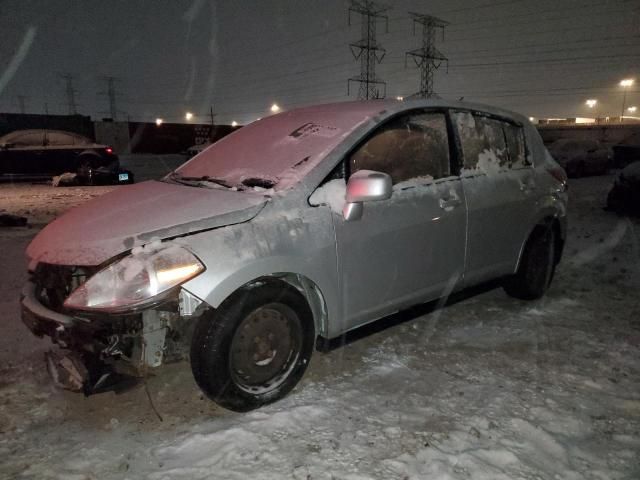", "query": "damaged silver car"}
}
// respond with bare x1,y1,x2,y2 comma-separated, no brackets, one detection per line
22,99,568,411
